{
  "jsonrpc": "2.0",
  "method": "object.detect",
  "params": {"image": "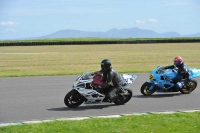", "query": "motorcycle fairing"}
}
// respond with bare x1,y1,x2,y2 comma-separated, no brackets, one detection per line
148,67,176,90
189,68,200,79
147,66,200,92
74,88,105,104
73,79,93,89
121,74,137,86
